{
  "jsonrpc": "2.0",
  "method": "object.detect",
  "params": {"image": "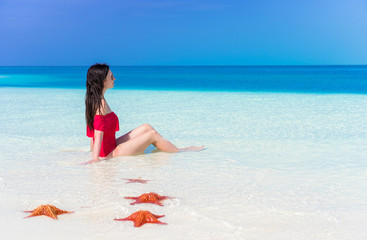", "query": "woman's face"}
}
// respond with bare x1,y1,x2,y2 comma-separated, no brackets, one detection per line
104,70,115,89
